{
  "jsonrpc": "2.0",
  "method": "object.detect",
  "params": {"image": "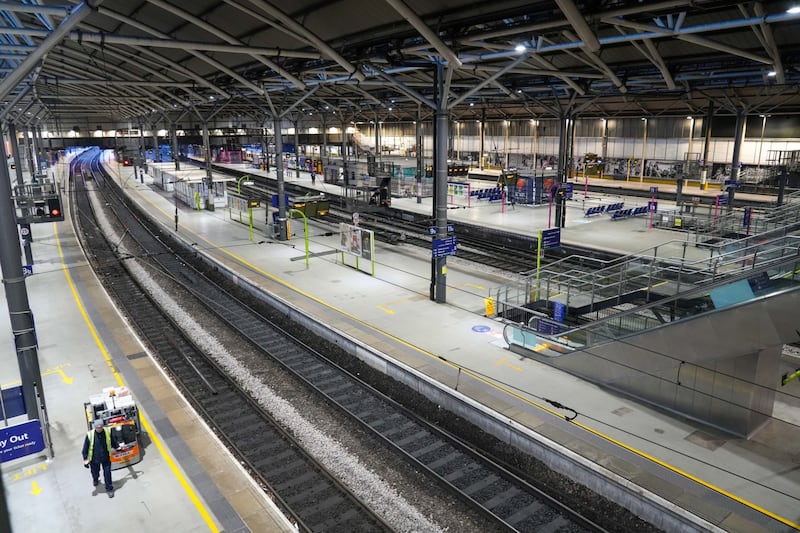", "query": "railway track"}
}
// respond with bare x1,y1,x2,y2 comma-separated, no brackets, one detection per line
193,160,616,274
70,150,389,532
76,149,616,531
